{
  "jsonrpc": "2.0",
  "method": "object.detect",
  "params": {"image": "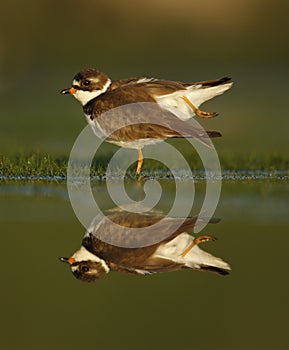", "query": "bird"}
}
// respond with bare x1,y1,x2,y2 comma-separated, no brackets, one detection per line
59,209,231,282
61,68,232,175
